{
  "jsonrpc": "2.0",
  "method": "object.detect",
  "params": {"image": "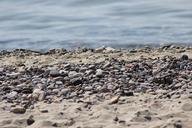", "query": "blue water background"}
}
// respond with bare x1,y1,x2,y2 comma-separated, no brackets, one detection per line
0,0,192,50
